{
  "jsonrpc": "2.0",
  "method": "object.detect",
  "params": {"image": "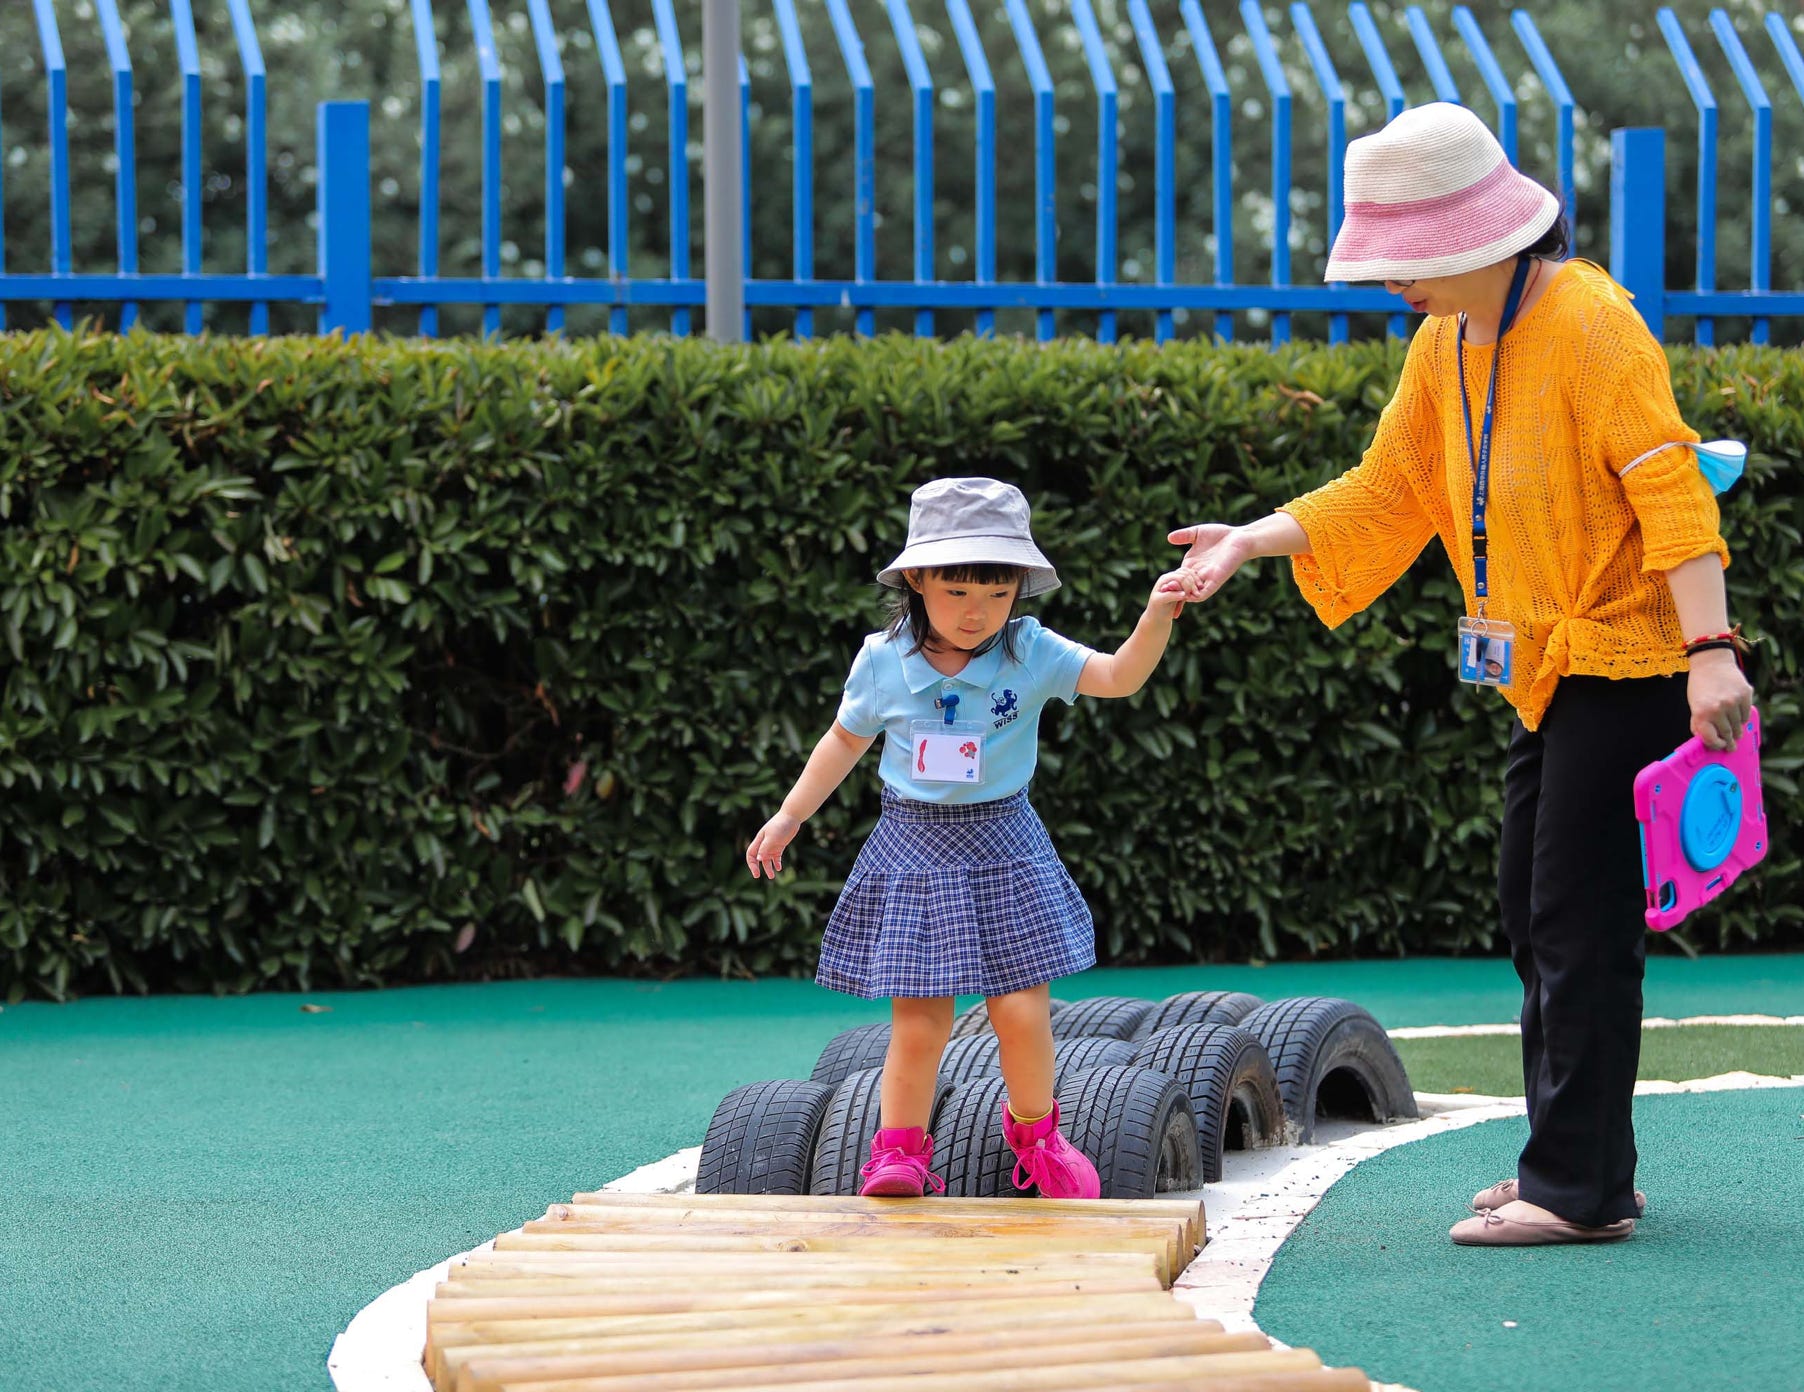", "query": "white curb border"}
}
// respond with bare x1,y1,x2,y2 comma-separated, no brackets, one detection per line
327,1034,1804,1392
